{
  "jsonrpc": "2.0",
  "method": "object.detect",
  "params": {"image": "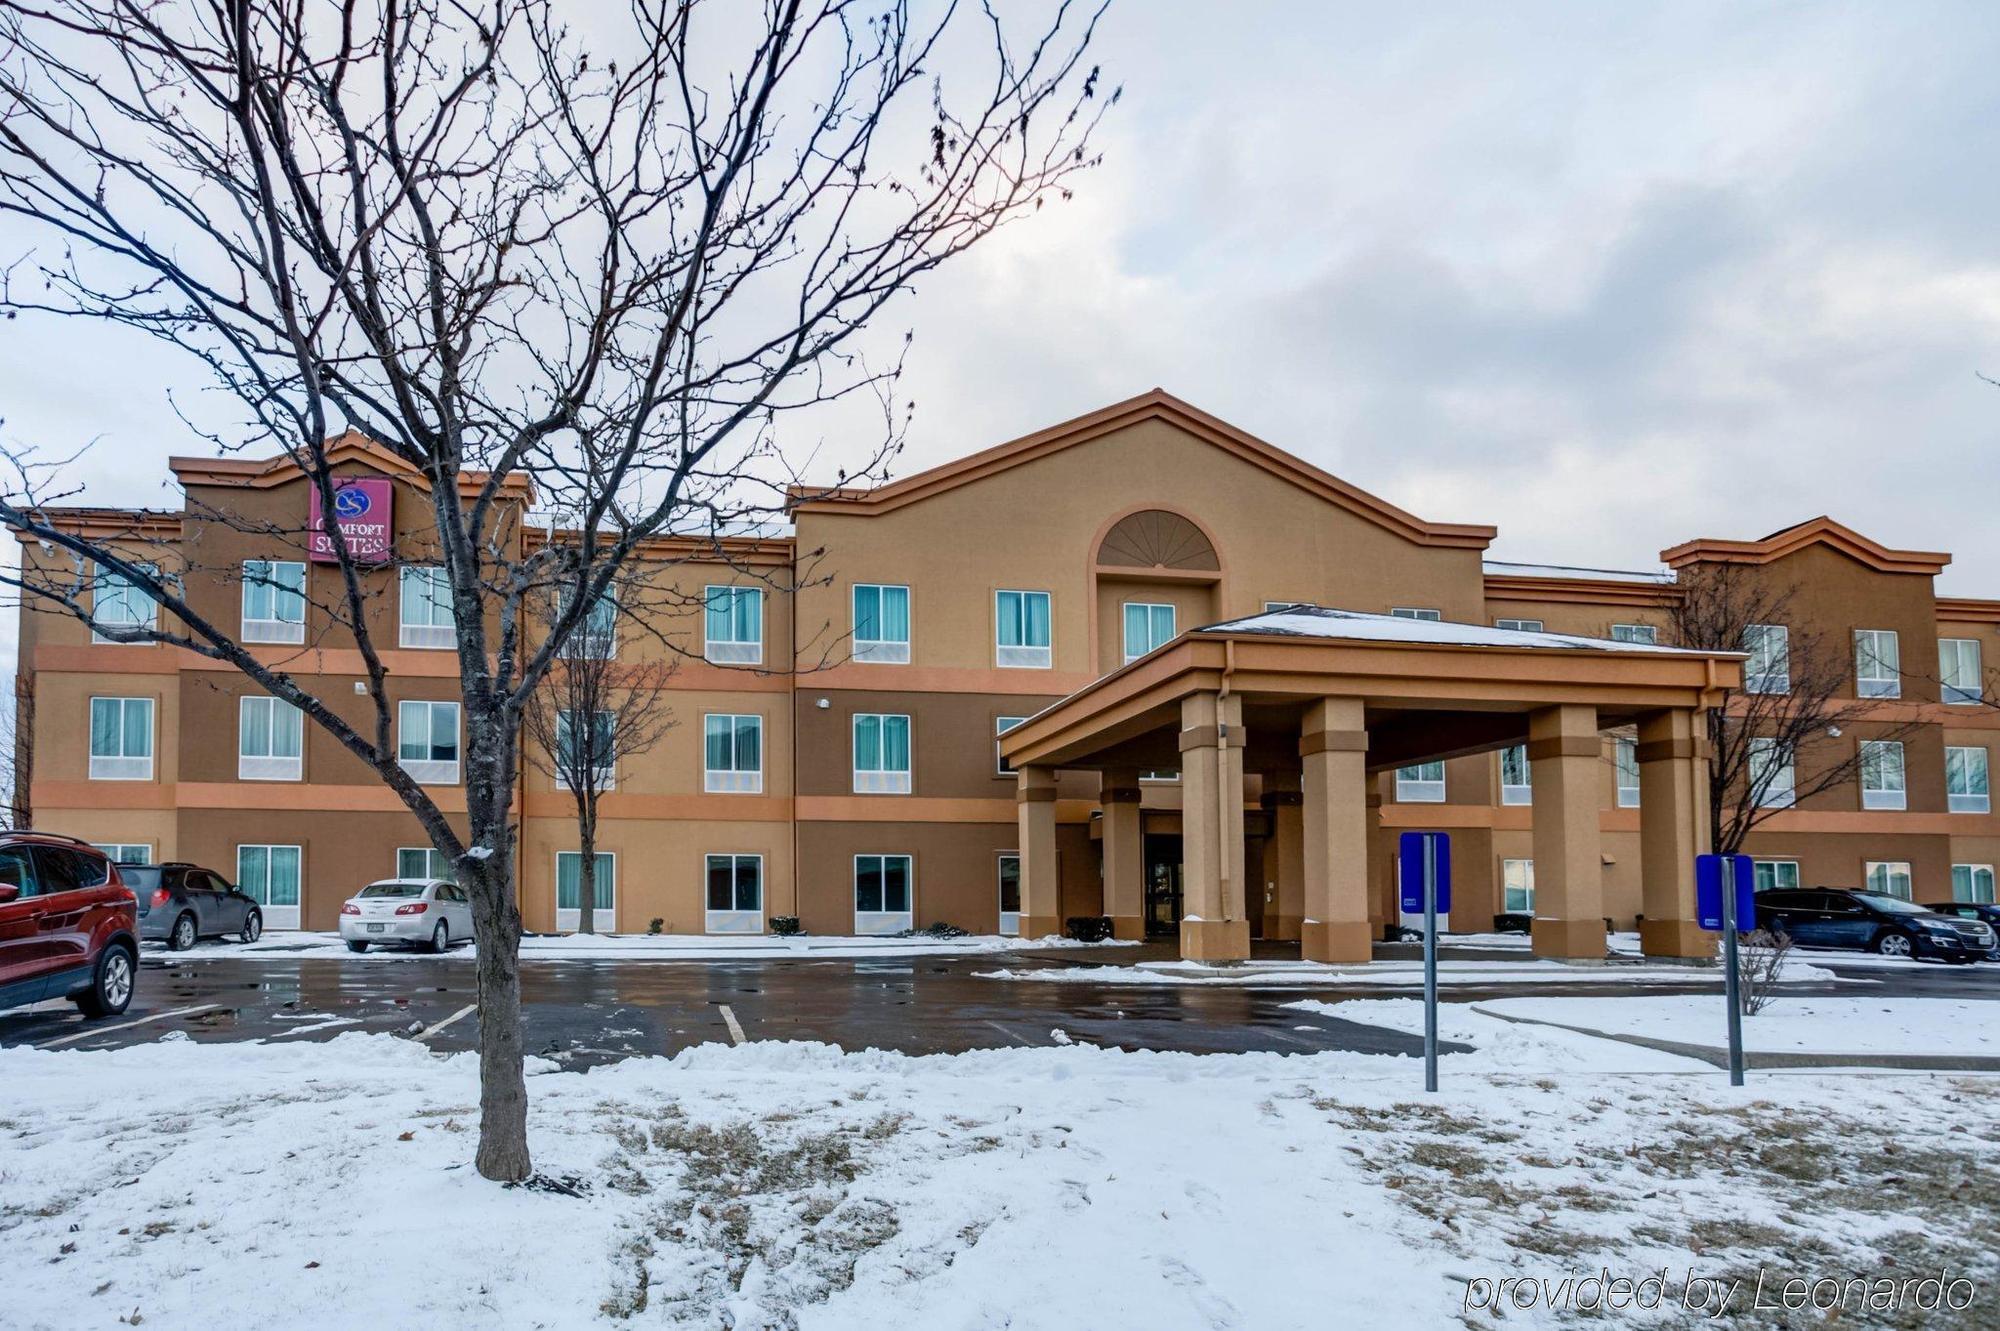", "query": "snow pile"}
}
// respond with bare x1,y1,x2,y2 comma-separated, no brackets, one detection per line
981,956,1836,988
1197,604,1721,655
159,930,1131,962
